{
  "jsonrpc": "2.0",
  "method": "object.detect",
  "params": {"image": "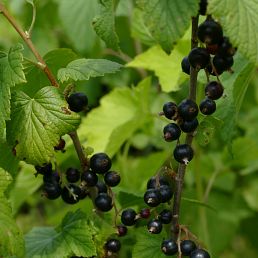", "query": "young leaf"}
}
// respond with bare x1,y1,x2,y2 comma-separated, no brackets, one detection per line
6,87,80,165
25,210,96,258
57,58,122,83
208,0,258,64
93,0,120,50
136,0,199,53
